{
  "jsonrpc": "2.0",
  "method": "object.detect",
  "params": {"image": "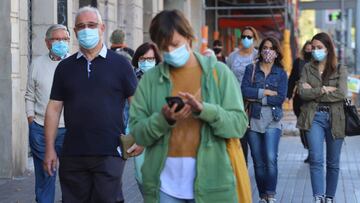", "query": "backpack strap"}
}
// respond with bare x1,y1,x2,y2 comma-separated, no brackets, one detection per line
250,62,256,84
